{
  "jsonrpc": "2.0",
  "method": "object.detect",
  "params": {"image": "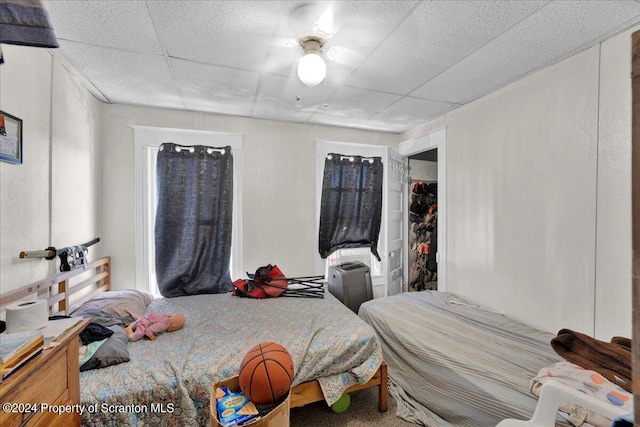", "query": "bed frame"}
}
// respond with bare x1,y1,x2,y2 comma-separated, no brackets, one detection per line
0,256,388,412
